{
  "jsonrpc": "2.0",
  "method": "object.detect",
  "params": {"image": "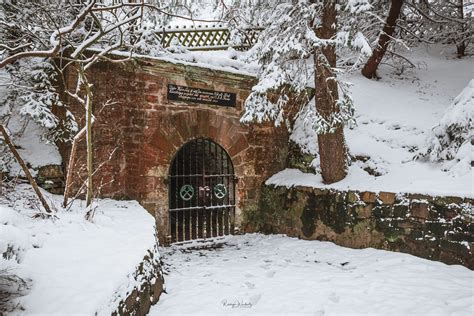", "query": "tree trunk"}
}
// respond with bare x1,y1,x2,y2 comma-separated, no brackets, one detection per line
362,0,404,79
85,83,93,207
0,125,52,213
456,0,466,58
313,0,348,184
63,125,88,208
78,66,94,207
